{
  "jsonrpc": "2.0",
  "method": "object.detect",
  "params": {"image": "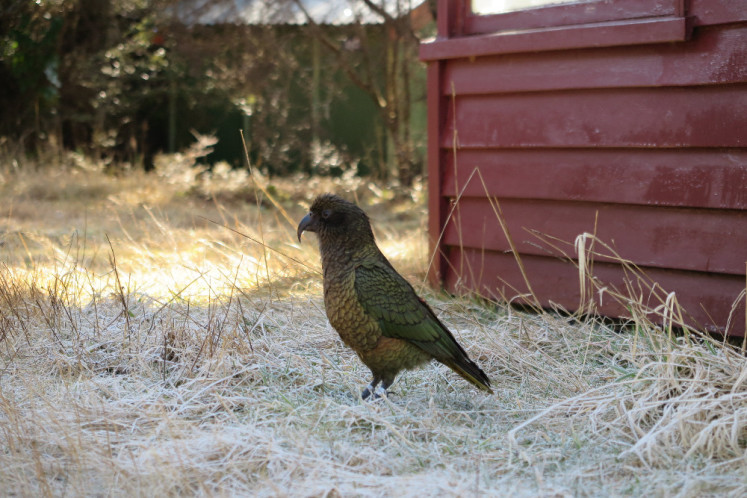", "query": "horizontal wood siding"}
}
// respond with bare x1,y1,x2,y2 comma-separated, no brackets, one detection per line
420,17,690,60
445,248,746,335
442,198,747,275
443,86,747,149
442,149,747,210
423,0,747,336
441,25,747,94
